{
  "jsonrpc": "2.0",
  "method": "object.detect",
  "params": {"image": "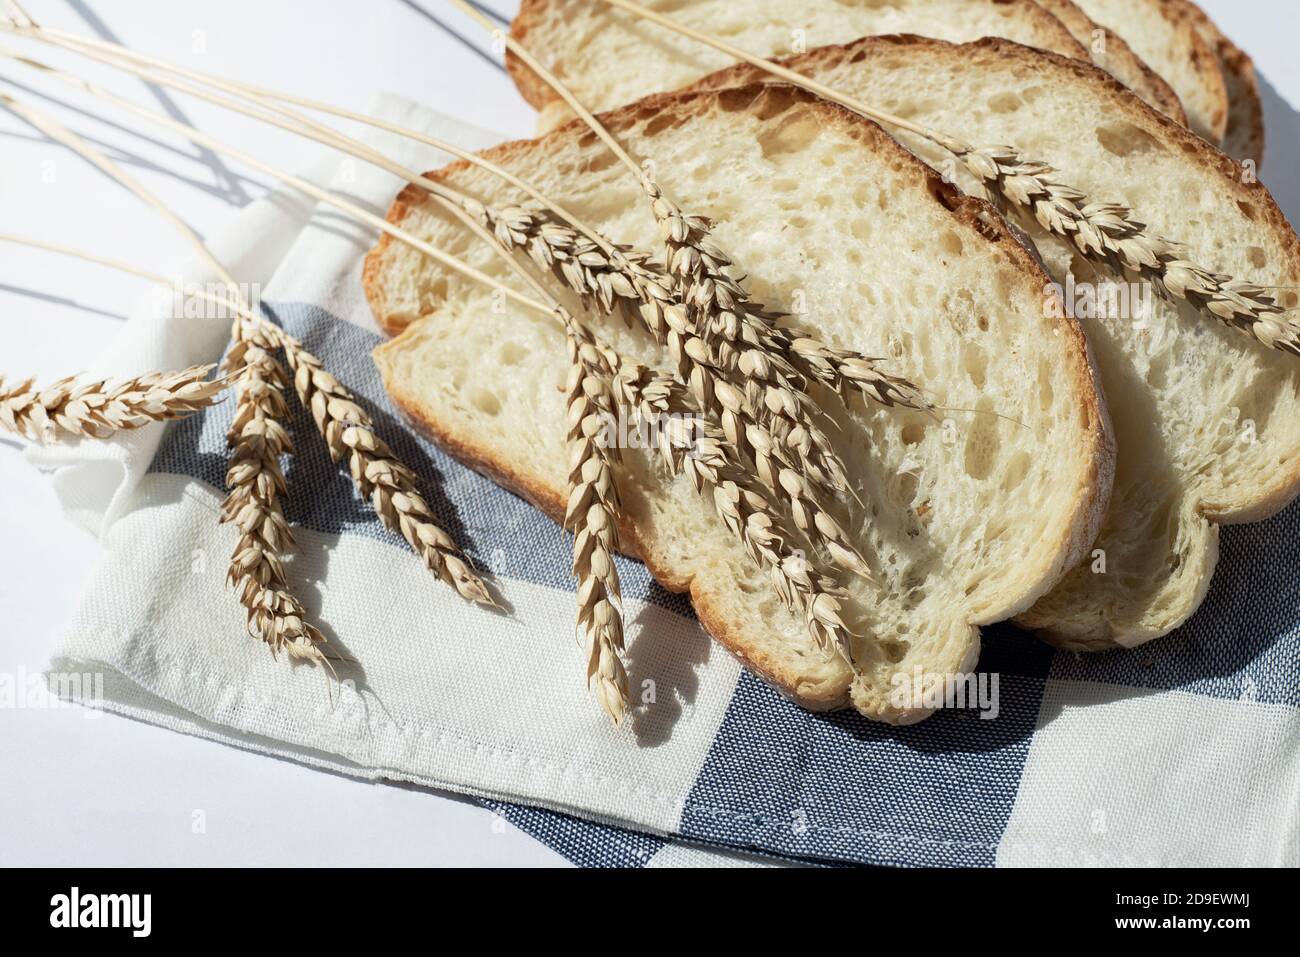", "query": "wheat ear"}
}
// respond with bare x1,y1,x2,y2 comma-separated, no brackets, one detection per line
0,365,223,442
597,0,1300,357
957,146,1299,355
221,320,326,664
563,321,630,724
613,363,856,661
279,336,495,606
